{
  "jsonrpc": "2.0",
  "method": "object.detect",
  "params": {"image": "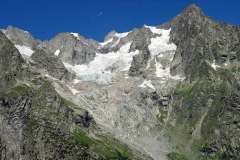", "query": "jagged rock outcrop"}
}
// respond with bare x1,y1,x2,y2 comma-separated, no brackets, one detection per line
3,26,40,48
163,4,240,160
30,49,73,80
127,28,153,76
169,4,240,80
38,33,98,65
129,48,151,76
0,31,25,89
129,28,153,52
